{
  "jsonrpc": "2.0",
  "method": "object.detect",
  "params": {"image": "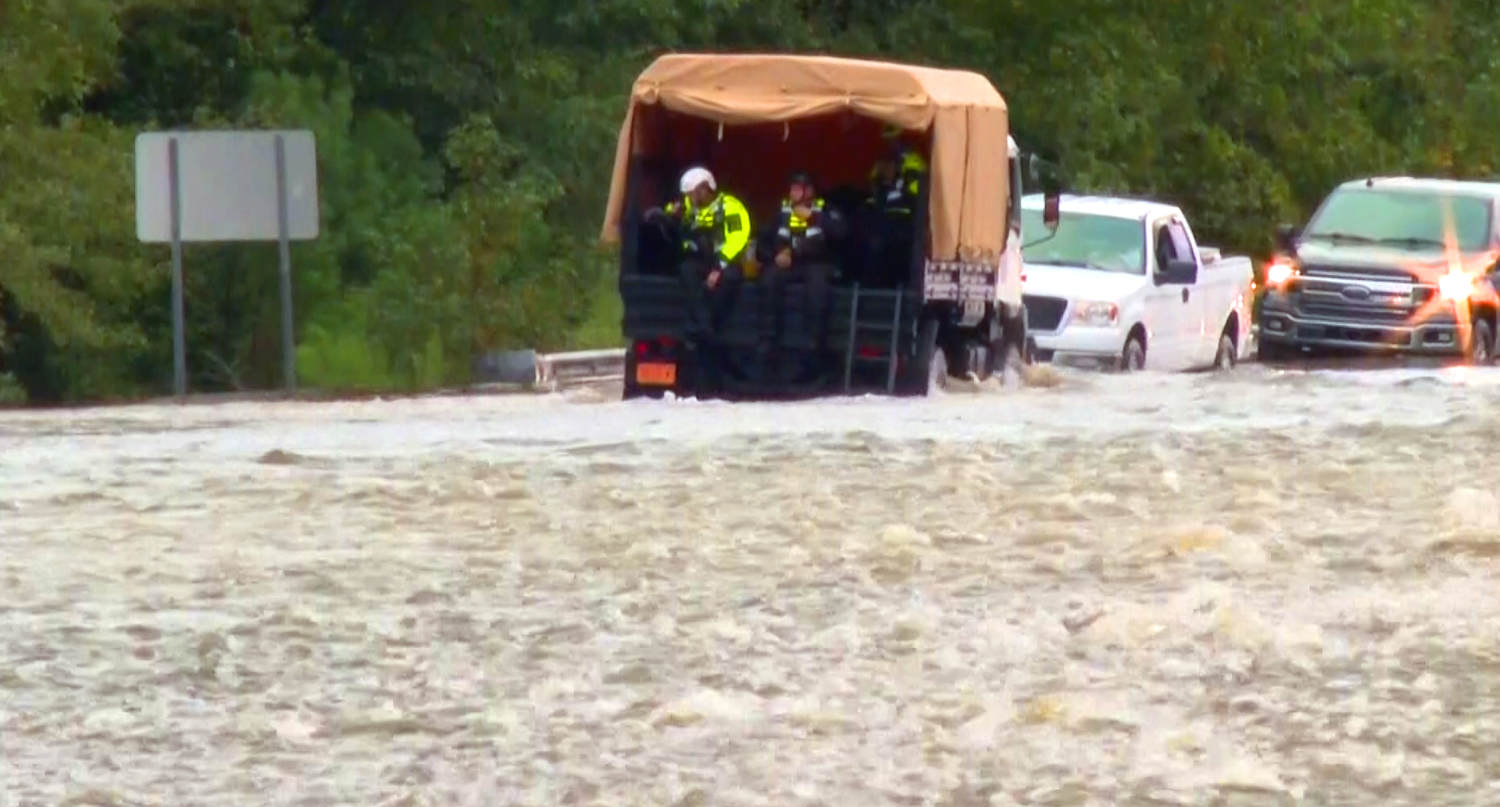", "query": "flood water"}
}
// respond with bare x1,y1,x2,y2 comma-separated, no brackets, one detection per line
4,362,1500,806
